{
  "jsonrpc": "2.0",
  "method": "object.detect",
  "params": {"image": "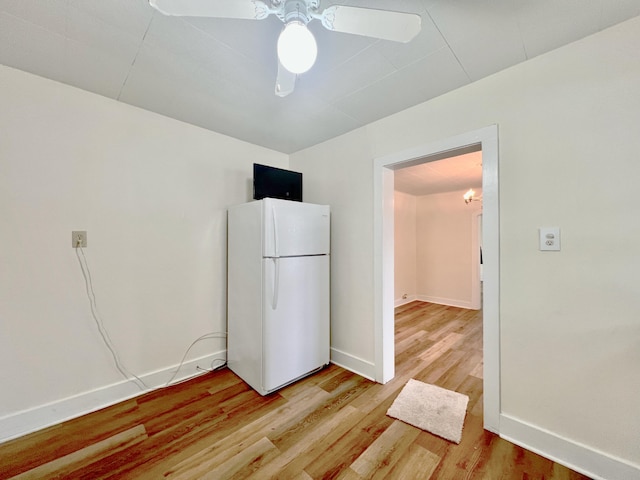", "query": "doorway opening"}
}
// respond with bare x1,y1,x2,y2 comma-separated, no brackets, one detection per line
393,148,483,310
373,125,500,433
